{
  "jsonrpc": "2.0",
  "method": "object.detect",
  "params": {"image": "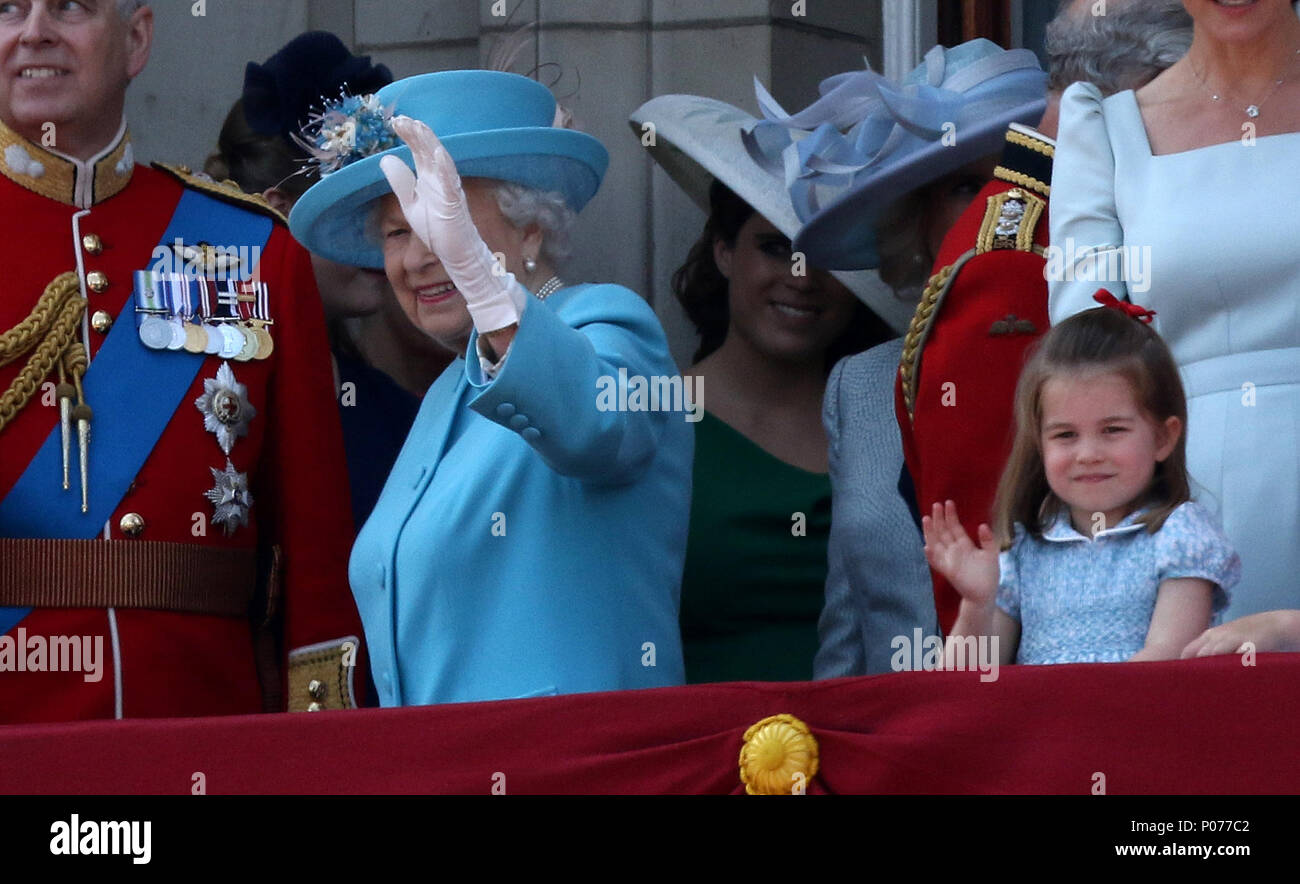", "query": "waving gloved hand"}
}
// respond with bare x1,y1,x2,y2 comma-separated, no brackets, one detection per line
379,115,528,335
